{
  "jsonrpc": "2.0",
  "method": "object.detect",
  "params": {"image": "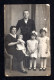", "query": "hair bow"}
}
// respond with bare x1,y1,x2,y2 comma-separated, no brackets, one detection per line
32,31,38,35
43,27,47,32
